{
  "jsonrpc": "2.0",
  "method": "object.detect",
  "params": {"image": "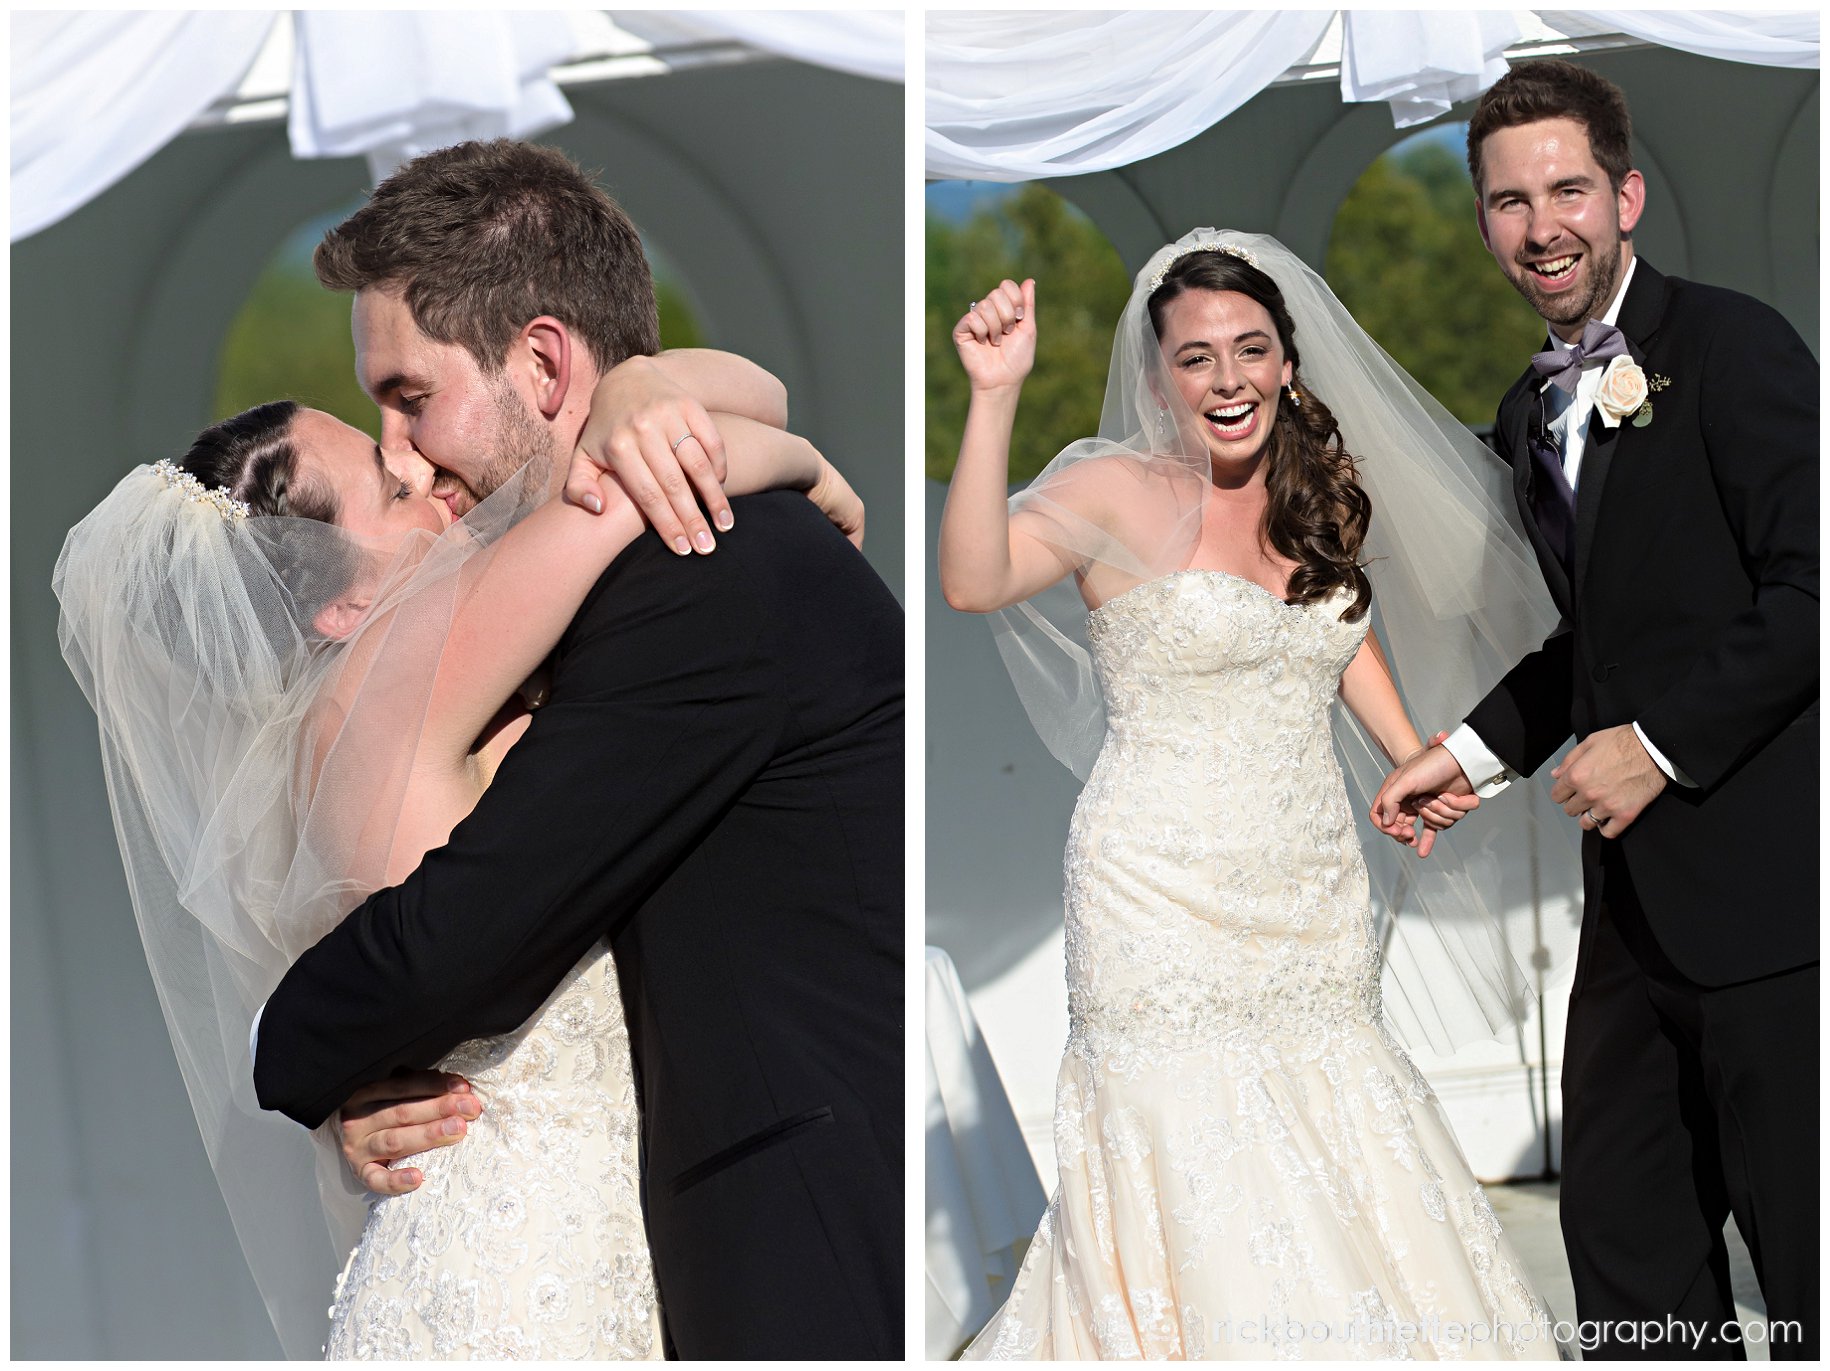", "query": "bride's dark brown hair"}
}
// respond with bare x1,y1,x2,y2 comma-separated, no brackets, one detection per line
1147,251,1373,622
